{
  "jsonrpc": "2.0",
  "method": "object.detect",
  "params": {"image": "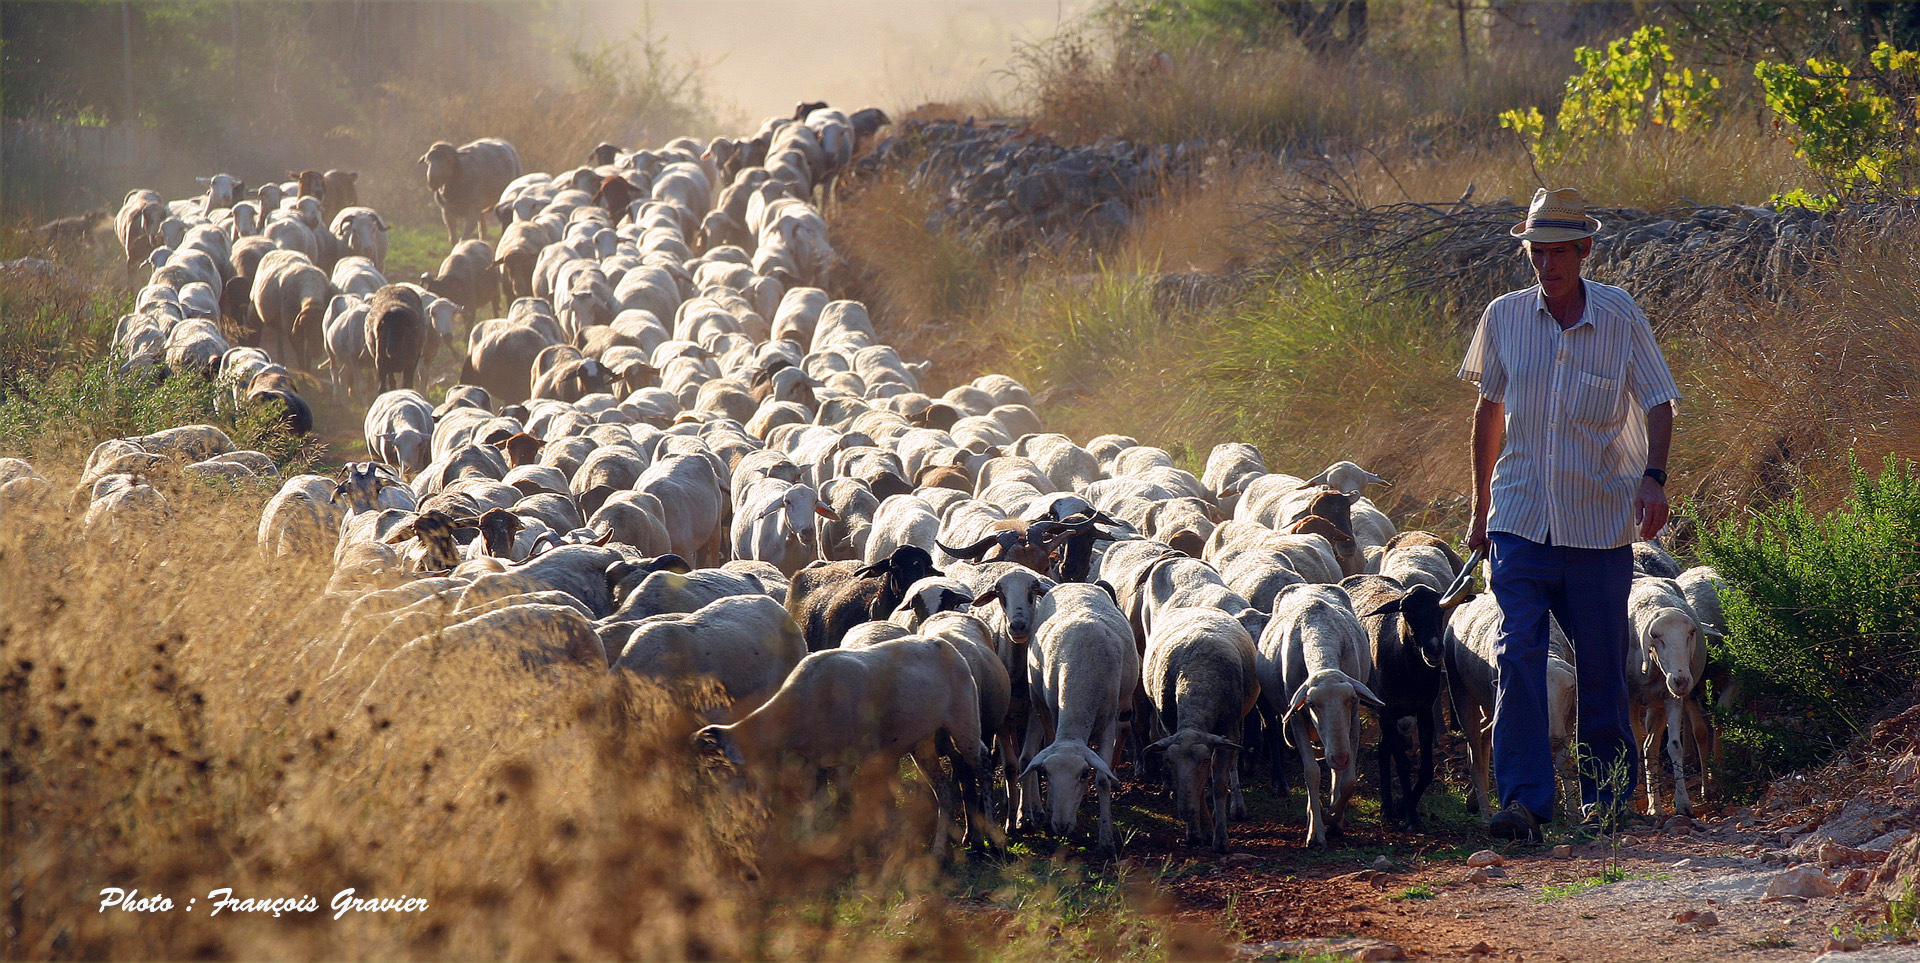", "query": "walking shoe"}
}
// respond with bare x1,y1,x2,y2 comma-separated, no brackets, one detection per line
1486,801,1544,844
